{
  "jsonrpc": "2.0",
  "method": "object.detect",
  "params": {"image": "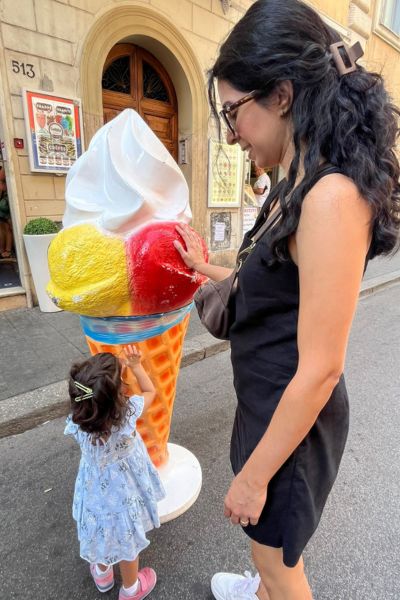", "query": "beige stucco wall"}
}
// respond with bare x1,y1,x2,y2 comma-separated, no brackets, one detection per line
367,33,400,103
308,0,350,27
